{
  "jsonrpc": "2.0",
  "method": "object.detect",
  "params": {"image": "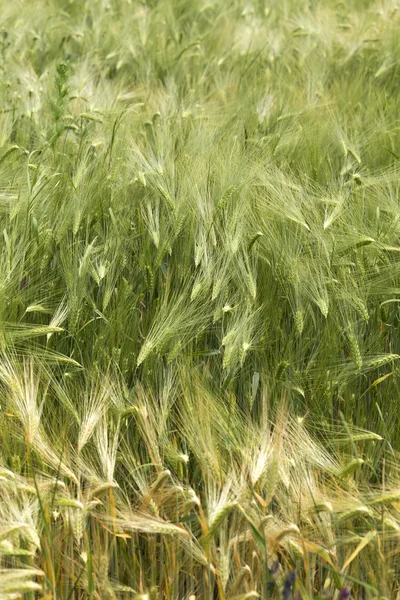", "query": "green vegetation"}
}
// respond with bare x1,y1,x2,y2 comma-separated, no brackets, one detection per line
1,0,400,597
